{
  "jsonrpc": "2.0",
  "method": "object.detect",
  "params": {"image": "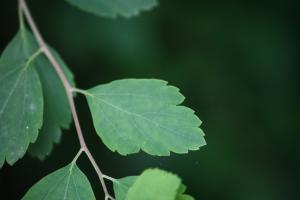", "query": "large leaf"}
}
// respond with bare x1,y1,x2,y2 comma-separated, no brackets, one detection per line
85,79,206,156
125,168,181,200
65,0,158,18
0,59,43,167
1,27,75,160
22,163,96,200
